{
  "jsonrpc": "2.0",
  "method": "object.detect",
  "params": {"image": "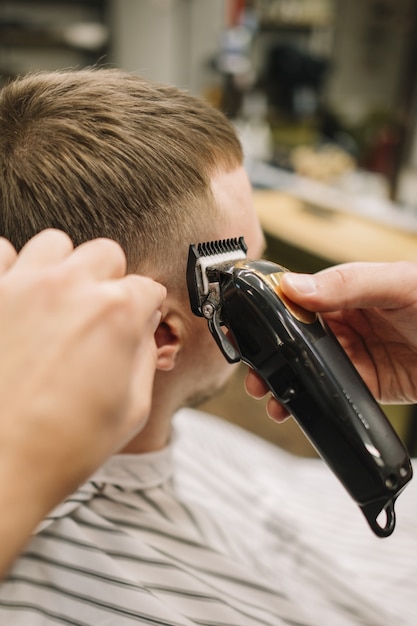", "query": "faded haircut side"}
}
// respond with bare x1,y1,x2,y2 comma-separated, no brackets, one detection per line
0,68,243,289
